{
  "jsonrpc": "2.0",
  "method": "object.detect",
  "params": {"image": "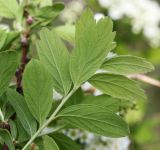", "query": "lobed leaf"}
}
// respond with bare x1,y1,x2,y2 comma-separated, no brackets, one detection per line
70,9,115,86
